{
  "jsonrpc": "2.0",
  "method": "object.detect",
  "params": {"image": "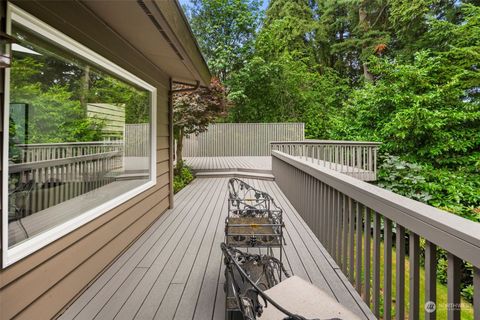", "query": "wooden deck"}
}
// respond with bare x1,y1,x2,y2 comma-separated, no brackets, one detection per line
184,156,375,181
59,177,374,320
184,156,272,172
